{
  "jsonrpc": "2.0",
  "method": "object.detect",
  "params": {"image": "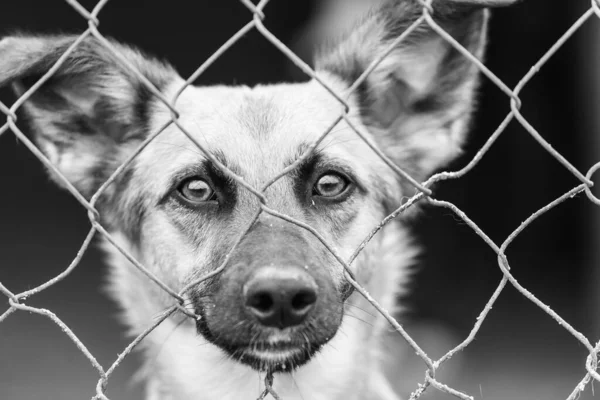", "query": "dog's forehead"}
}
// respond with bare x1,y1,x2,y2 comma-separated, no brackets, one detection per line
176,79,349,146
138,78,366,187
